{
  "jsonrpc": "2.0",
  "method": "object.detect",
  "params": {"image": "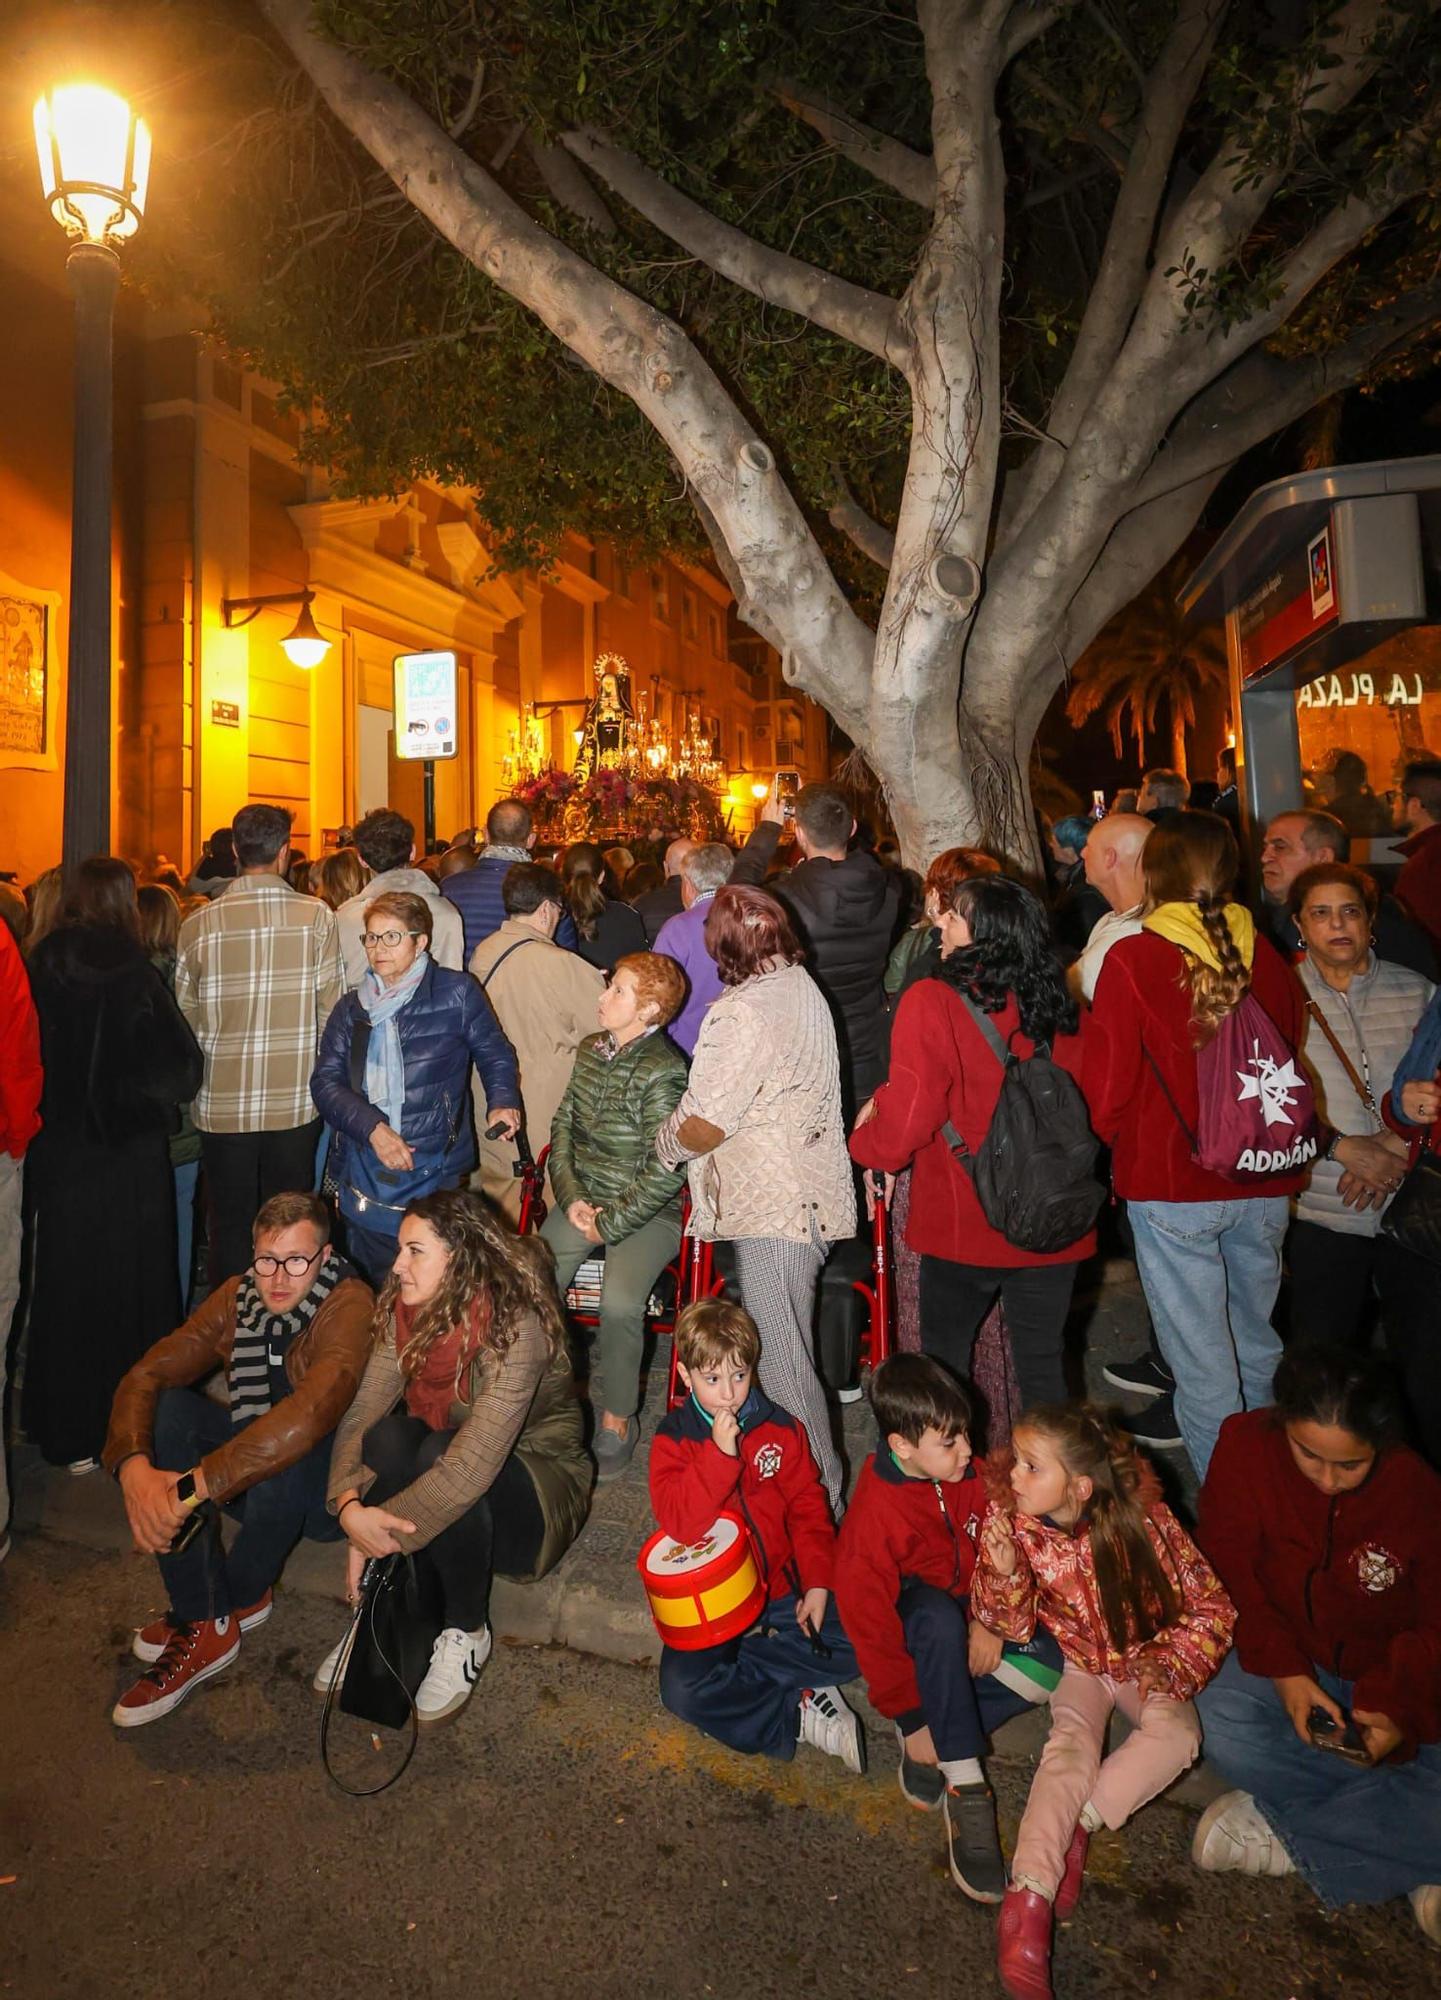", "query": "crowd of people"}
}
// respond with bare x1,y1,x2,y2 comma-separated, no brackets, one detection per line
1,756,1439,1996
